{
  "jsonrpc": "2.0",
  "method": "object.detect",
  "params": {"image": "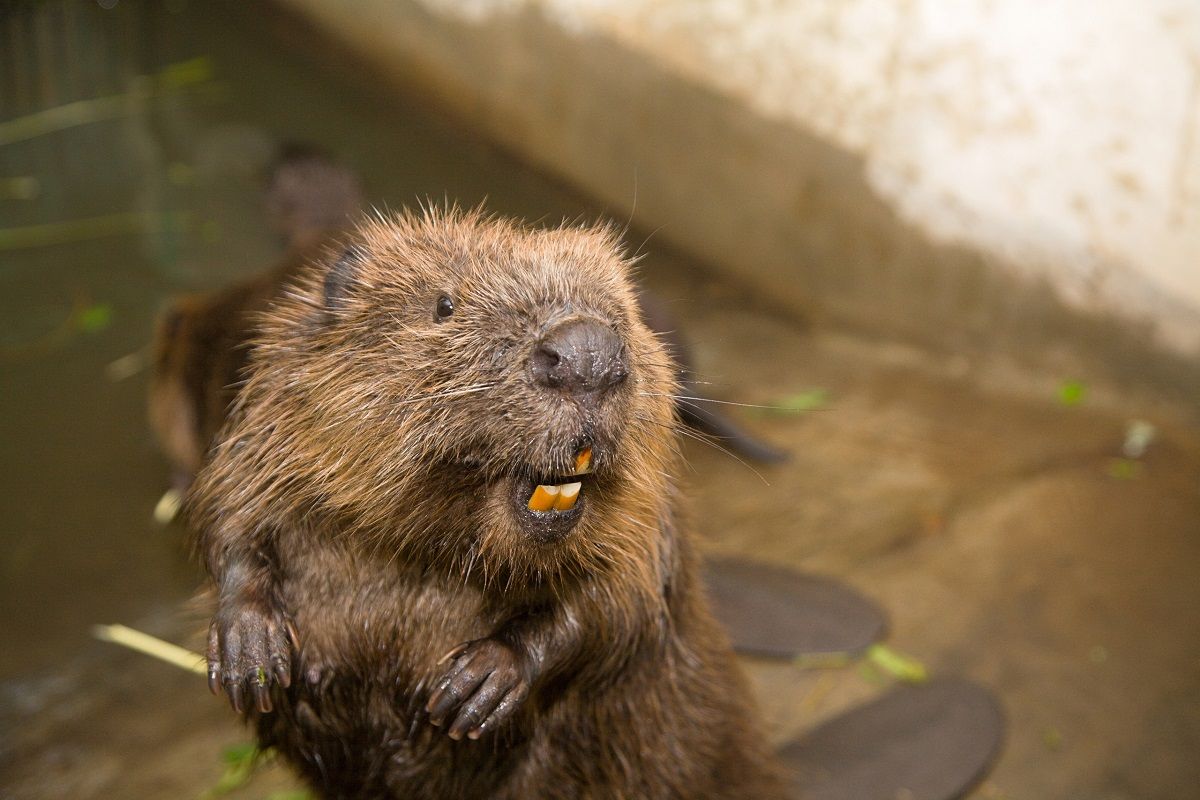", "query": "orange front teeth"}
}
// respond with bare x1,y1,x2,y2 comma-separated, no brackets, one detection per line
526,449,591,512
527,484,560,512
553,482,581,511
527,480,582,512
